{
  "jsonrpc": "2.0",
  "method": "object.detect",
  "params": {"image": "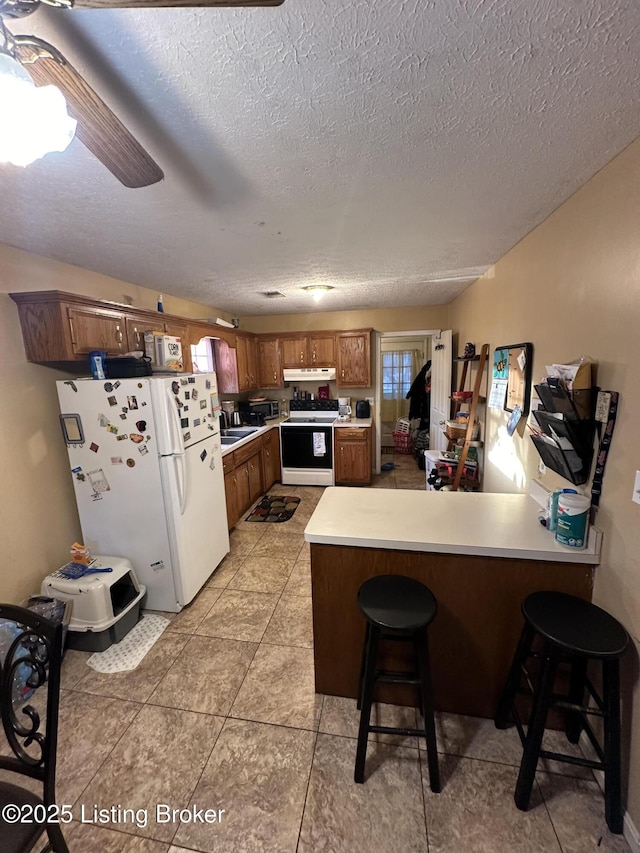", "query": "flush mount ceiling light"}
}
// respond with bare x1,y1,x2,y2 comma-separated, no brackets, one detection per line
0,28,77,168
302,285,335,302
